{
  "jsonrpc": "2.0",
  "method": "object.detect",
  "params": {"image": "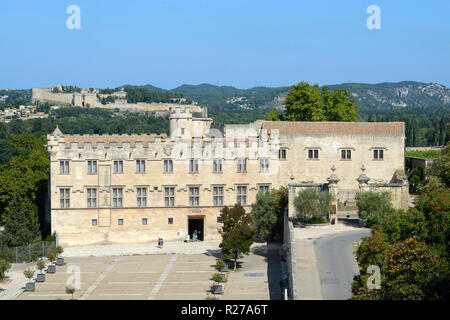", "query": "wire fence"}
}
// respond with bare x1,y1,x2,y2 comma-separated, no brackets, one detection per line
2,241,57,263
